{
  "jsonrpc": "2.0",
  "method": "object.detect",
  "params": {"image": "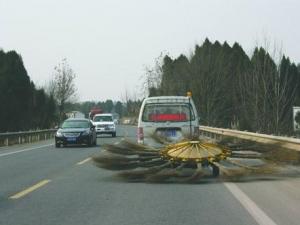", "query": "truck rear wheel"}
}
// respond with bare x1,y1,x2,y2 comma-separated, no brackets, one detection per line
212,165,220,177
88,137,93,147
